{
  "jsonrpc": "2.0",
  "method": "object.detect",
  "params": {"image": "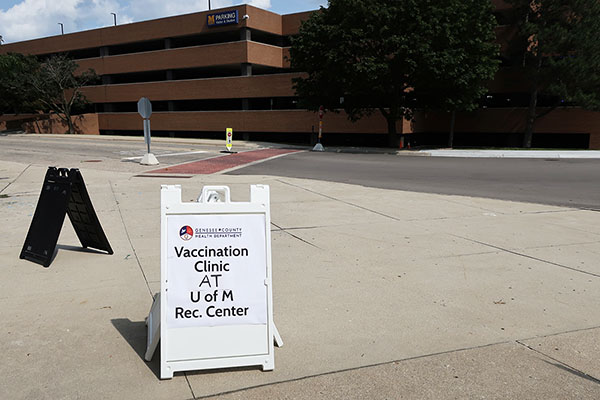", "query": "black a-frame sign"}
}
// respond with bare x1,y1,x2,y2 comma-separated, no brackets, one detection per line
20,167,113,267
